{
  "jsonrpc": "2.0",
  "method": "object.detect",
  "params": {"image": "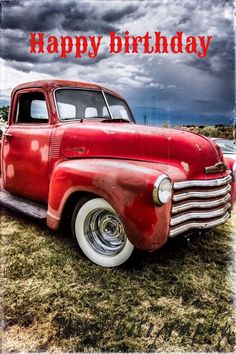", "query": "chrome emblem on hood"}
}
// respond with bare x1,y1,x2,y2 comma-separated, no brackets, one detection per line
205,162,227,174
